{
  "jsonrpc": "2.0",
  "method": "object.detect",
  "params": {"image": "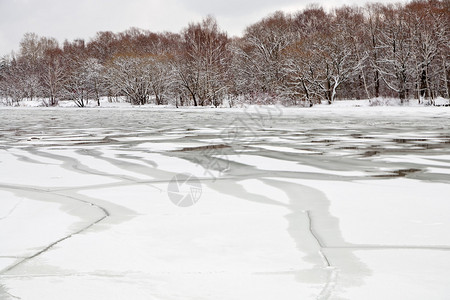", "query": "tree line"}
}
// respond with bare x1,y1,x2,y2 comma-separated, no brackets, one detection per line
0,0,448,107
